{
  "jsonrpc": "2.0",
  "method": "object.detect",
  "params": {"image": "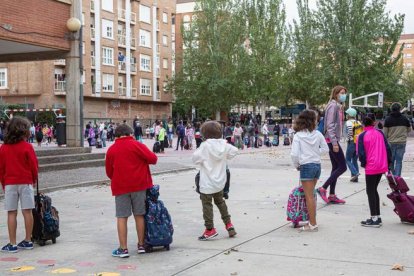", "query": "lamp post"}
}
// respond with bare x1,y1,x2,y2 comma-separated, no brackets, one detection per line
65,0,83,147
